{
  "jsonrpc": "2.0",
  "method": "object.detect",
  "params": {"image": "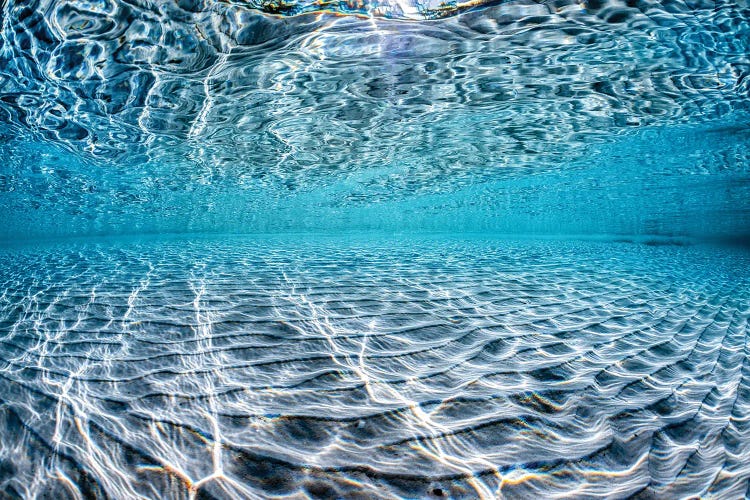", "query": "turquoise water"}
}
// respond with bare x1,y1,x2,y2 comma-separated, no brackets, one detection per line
1,0,750,498
2,237,749,498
